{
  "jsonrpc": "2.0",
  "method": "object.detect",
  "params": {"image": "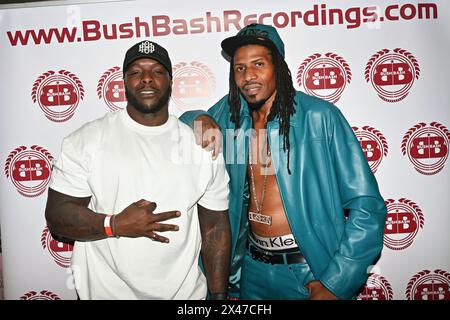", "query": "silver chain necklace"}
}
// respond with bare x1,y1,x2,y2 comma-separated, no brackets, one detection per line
249,139,271,214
